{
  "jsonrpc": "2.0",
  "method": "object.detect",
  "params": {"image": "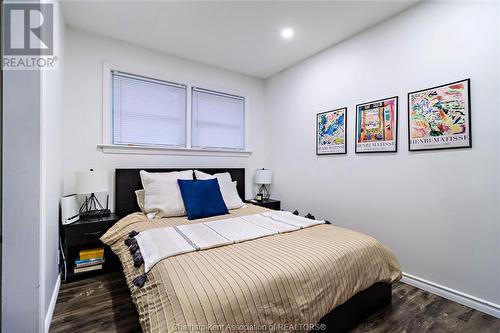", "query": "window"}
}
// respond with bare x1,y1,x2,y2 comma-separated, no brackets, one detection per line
192,88,245,150
105,66,248,154
112,71,186,147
